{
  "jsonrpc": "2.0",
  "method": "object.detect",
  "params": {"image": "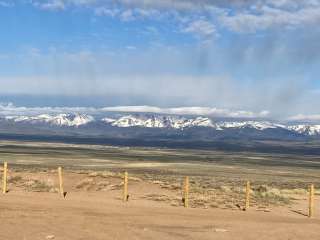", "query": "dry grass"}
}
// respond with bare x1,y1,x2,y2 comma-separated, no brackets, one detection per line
8,175,23,184
24,179,56,192
4,168,311,210
145,177,294,209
